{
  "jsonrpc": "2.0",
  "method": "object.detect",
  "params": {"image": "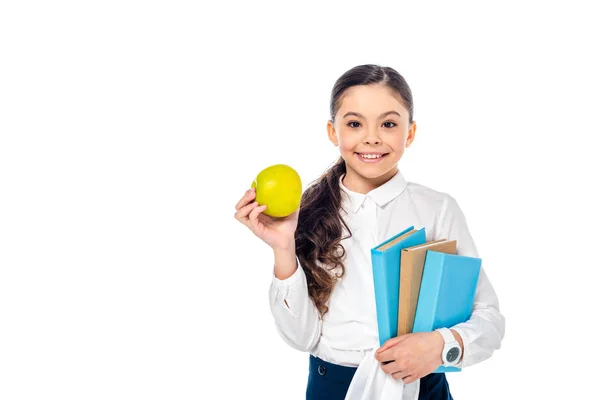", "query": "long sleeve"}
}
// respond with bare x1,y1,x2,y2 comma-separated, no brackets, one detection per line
436,194,506,368
268,257,322,352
